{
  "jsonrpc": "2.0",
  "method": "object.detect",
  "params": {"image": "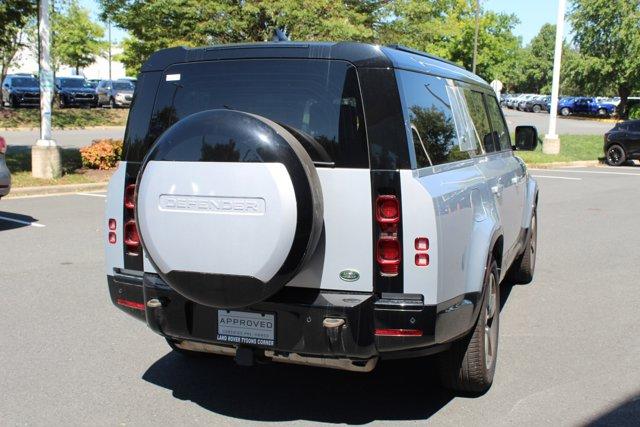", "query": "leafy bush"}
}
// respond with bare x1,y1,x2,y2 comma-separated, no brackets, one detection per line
628,105,640,120
79,139,123,170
